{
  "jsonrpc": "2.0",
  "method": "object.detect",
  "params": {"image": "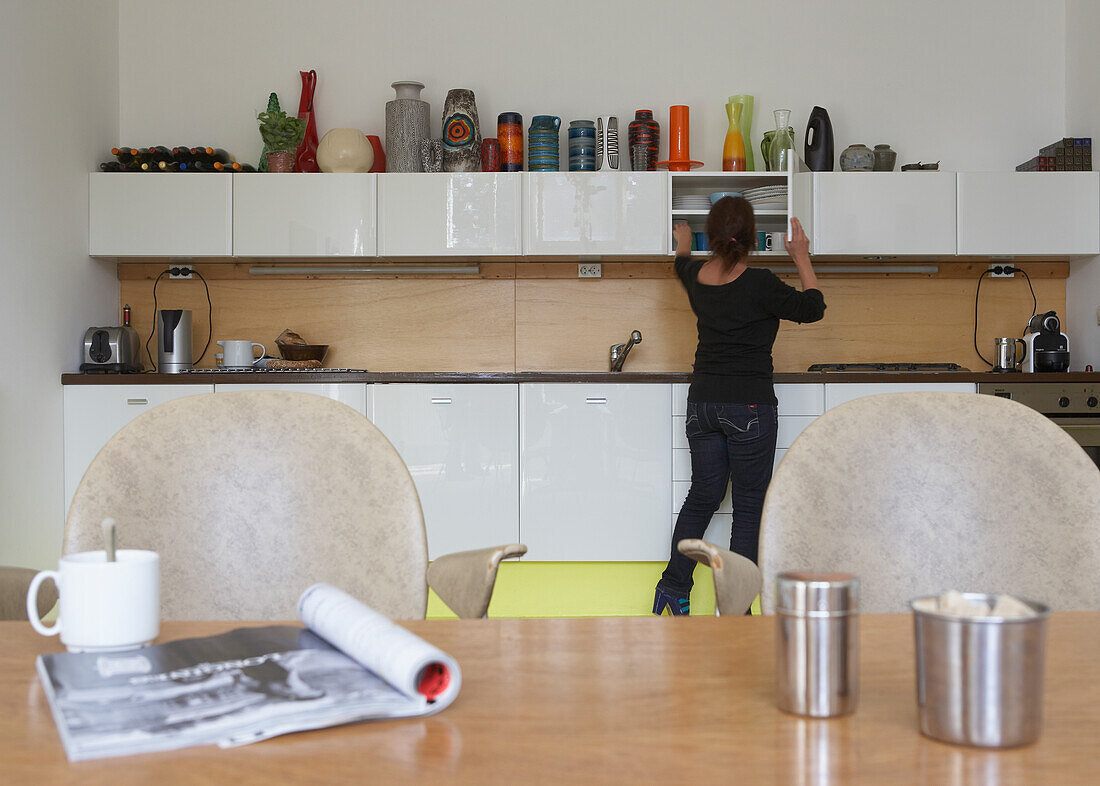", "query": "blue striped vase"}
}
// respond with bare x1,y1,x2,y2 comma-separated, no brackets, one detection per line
528,115,561,171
